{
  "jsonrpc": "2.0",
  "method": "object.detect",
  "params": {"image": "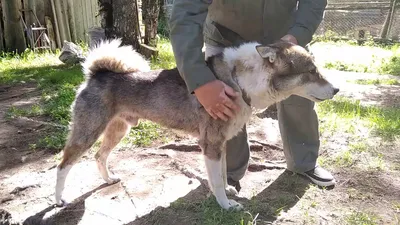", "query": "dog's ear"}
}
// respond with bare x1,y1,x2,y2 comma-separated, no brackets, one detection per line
256,45,277,63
